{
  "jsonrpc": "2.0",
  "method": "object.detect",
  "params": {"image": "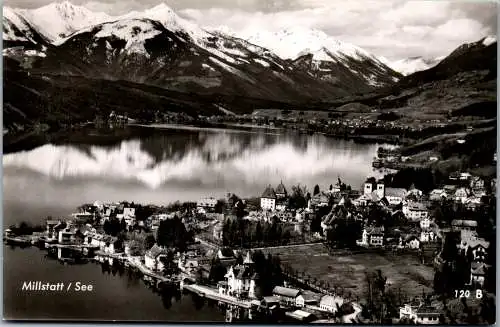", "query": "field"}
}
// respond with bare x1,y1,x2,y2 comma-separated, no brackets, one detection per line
264,244,434,303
